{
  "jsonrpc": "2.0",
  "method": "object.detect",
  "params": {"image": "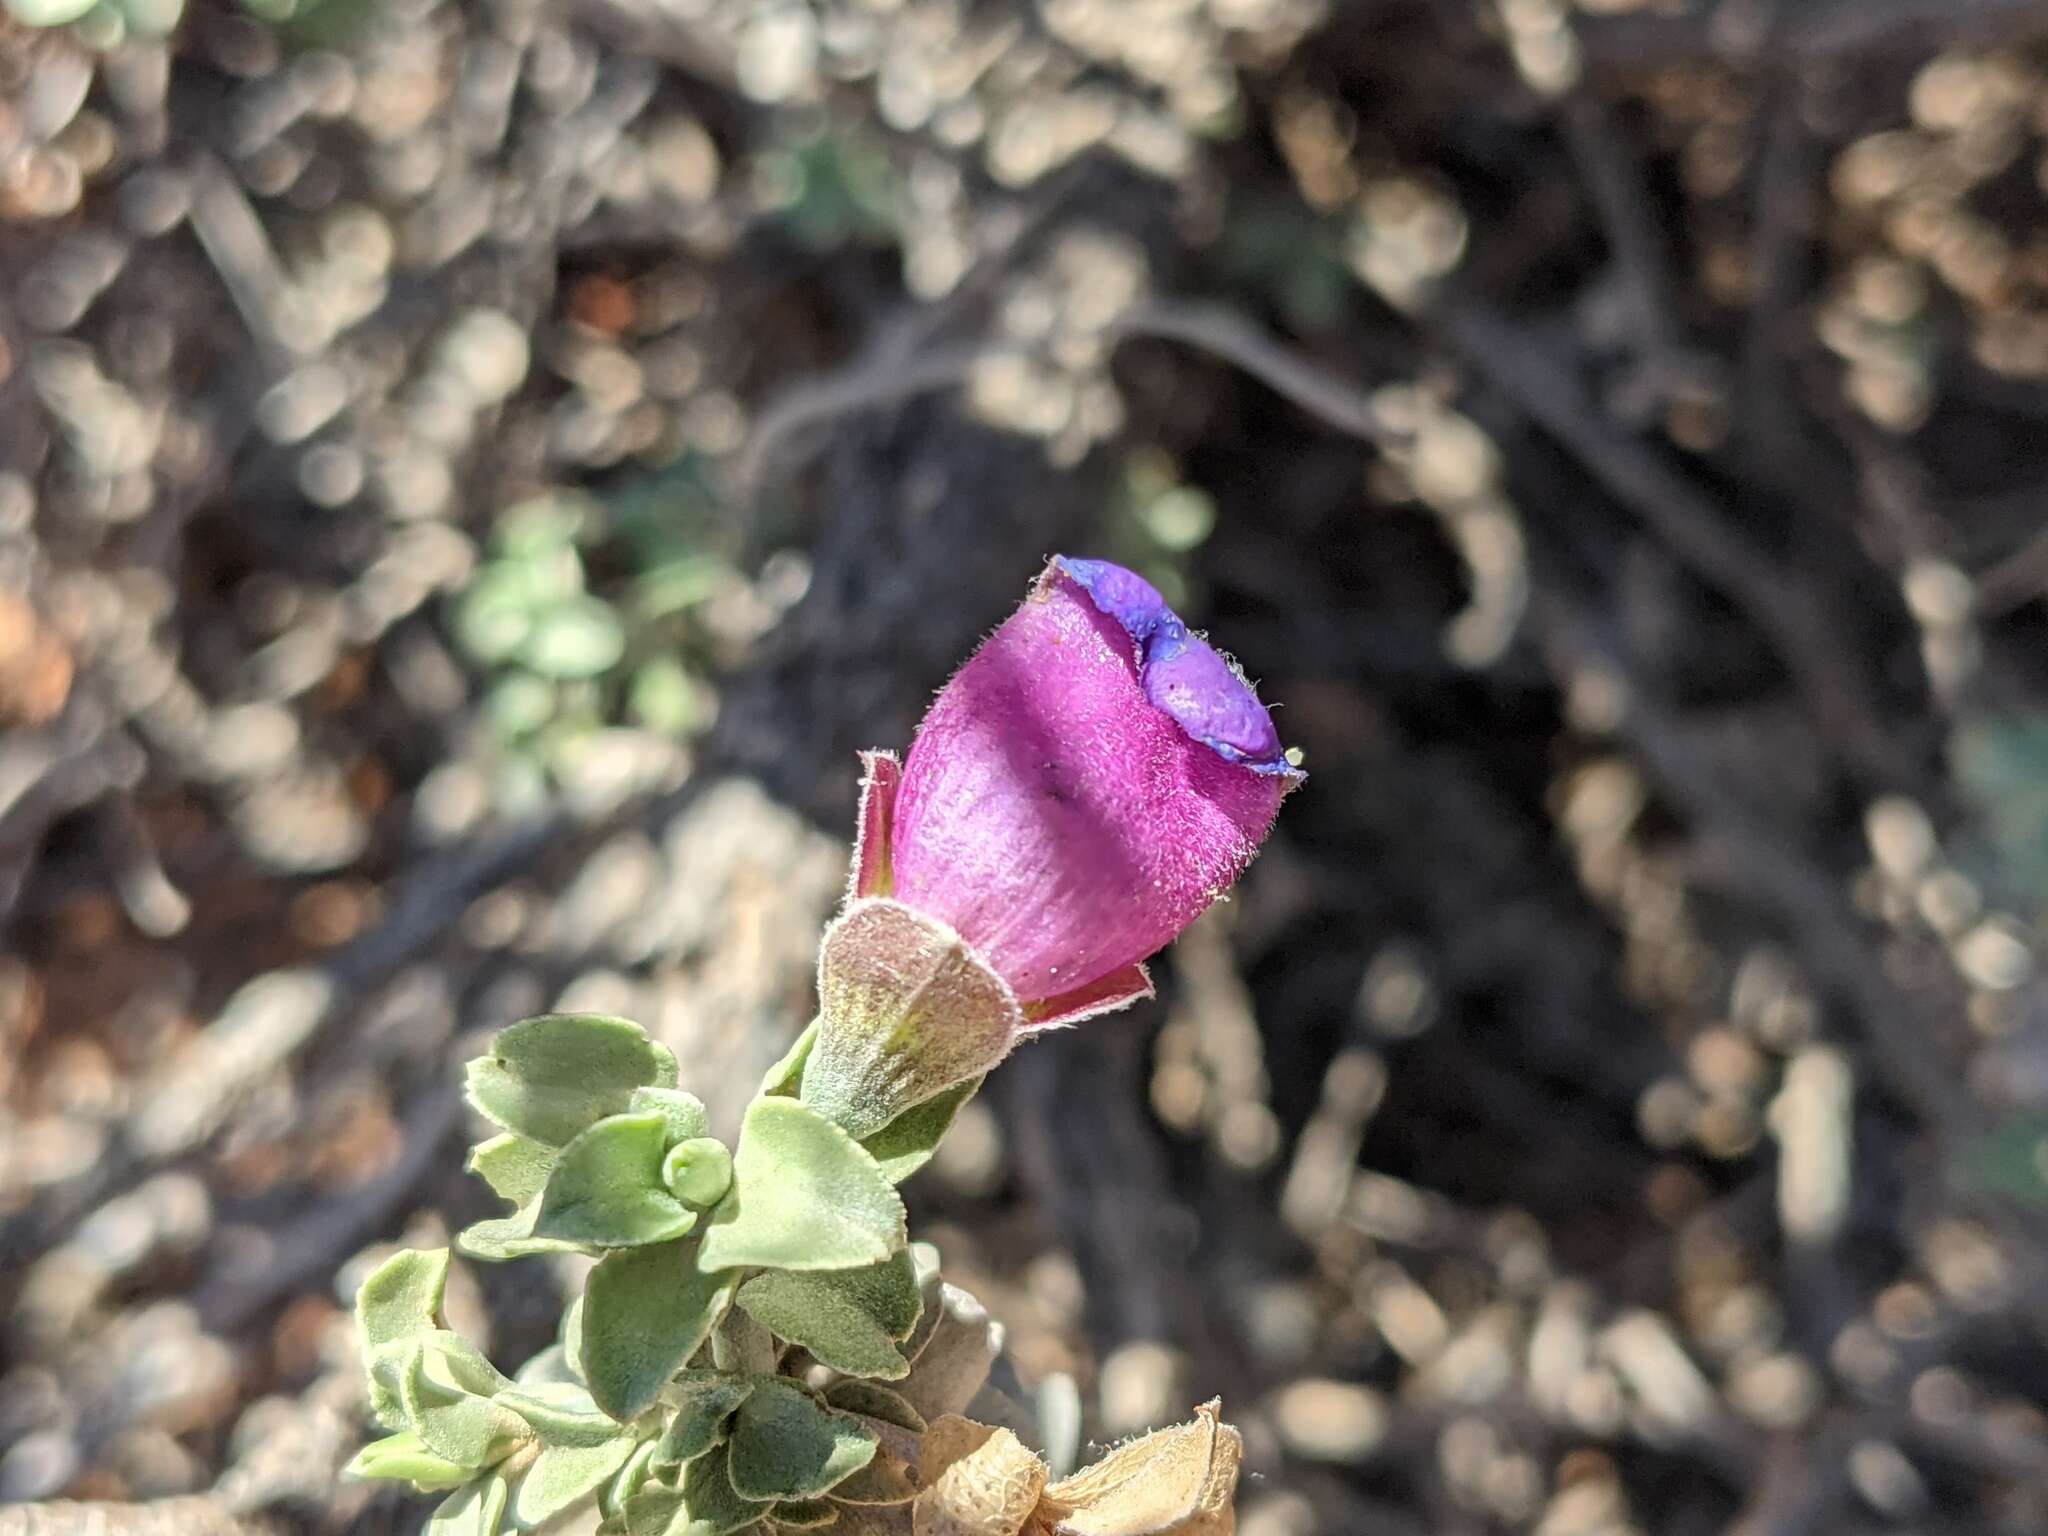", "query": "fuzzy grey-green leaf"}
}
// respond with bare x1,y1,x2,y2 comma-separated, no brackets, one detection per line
458,1205,593,1263
344,1429,474,1490
696,1098,905,1274
498,1383,620,1448
622,1443,770,1536
358,1248,449,1350
605,1439,661,1522
651,1372,755,1470
509,1437,638,1530
401,1339,530,1469
821,1383,925,1434
533,1111,698,1248
428,1473,509,1536
727,1380,876,1502
630,1086,711,1142
465,1013,677,1147
468,1133,555,1206
734,1252,920,1381
582,1239,737,1422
